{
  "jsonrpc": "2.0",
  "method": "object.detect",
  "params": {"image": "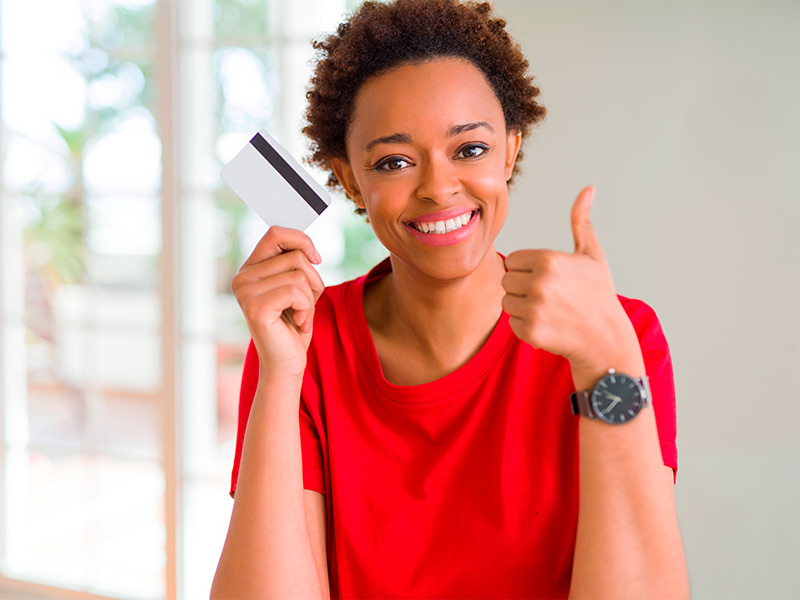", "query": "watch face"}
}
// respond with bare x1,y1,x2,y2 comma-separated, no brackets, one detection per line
591,372,645,424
